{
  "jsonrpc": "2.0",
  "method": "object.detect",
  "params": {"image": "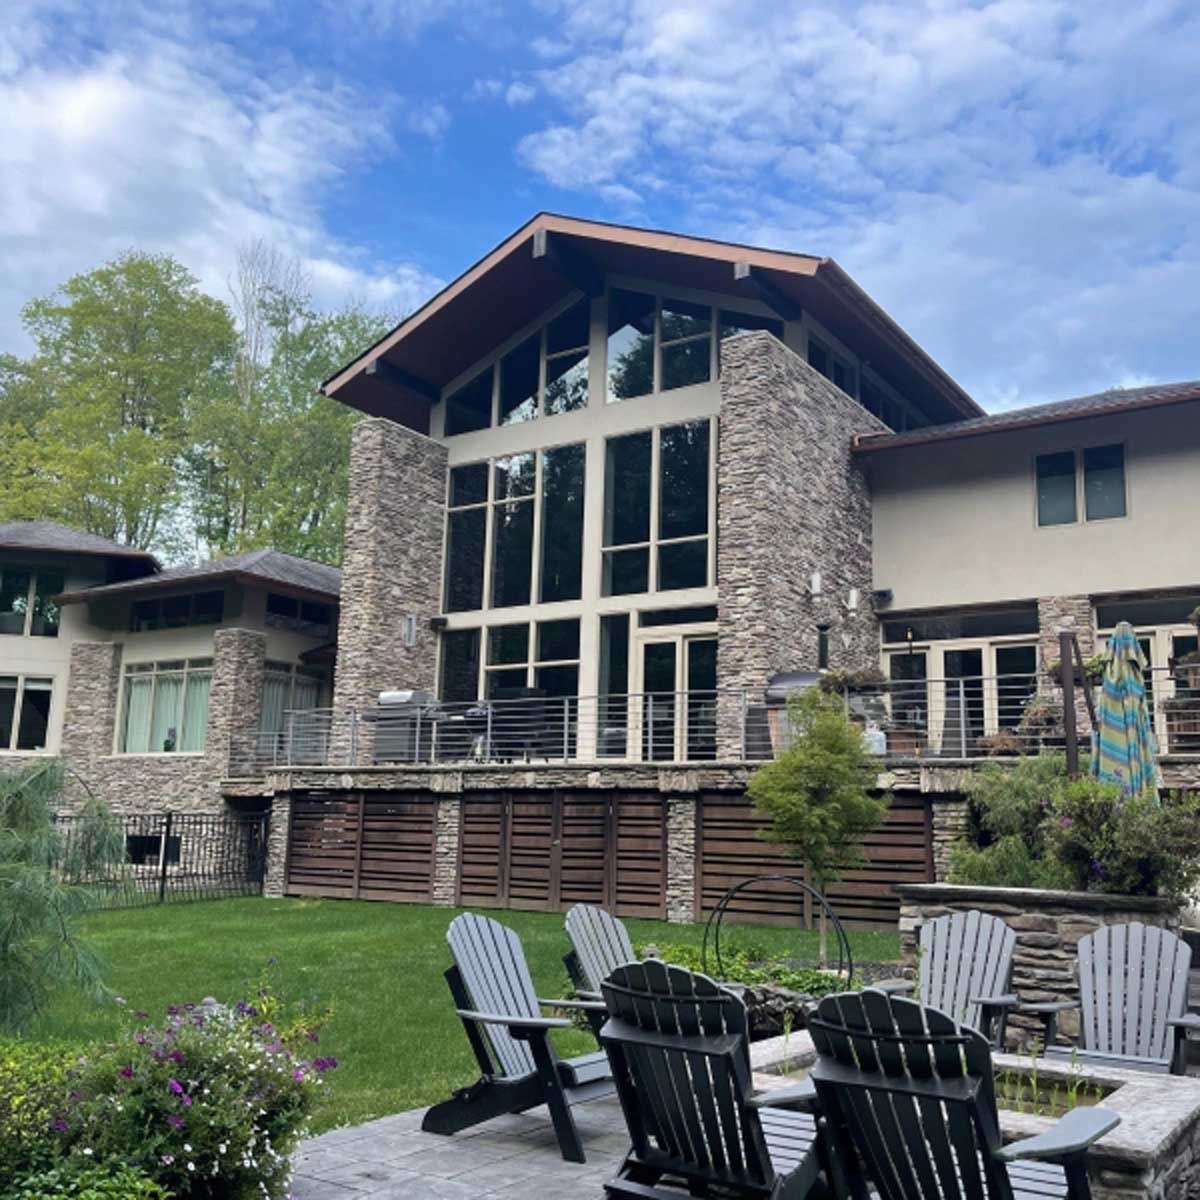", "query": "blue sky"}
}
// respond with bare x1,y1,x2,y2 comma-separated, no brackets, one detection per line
3,0,1198,411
